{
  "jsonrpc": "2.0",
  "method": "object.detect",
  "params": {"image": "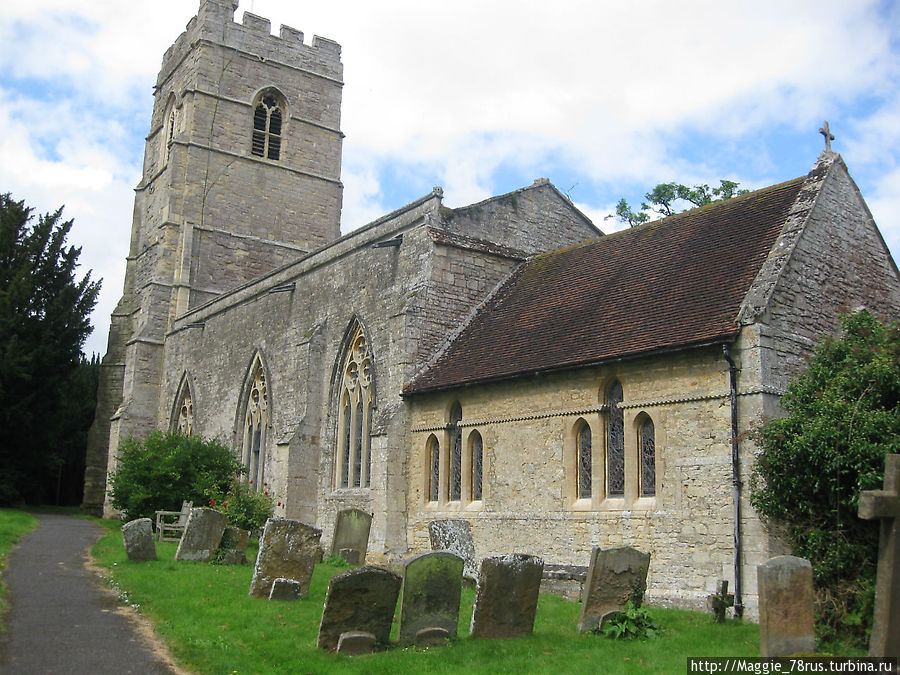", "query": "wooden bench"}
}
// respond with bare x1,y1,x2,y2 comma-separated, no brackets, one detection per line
155,500,193,542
